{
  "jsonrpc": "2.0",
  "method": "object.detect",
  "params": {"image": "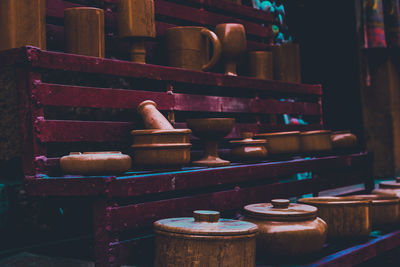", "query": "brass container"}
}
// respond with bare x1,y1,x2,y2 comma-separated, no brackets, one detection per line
298,197,371,239
60,151,131,175
341,195,400,227
271,43,301,83
64,7,105,57
230,132,267,161
118,0,156,63
0,0,46,51
248,51,273,80
137,100,174,130
215,23,247,76
379,177,400,189
254,131,300,155
331,131,358,149
186,118,235,167
154,210,258,267
165,26,221,71
300,130,332,153
131,129,192,168
241,199,327,256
